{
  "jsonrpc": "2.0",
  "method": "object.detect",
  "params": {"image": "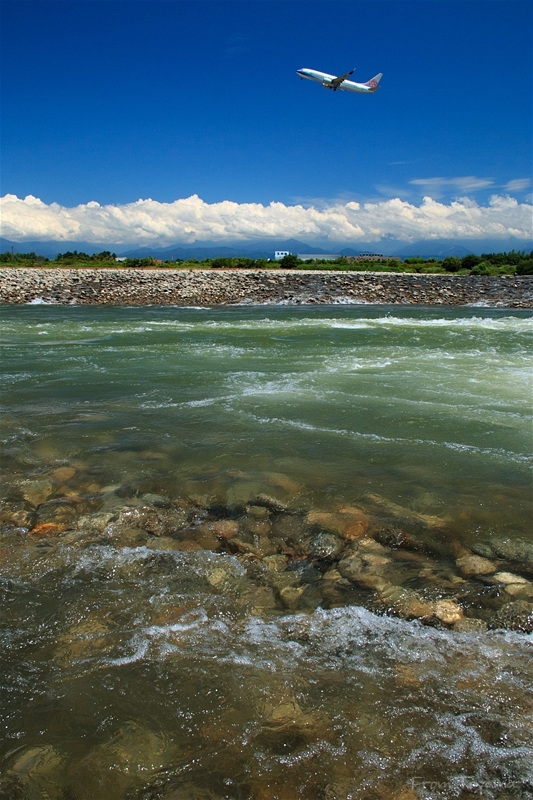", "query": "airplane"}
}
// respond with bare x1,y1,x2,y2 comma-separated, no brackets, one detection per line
296,67,383,94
